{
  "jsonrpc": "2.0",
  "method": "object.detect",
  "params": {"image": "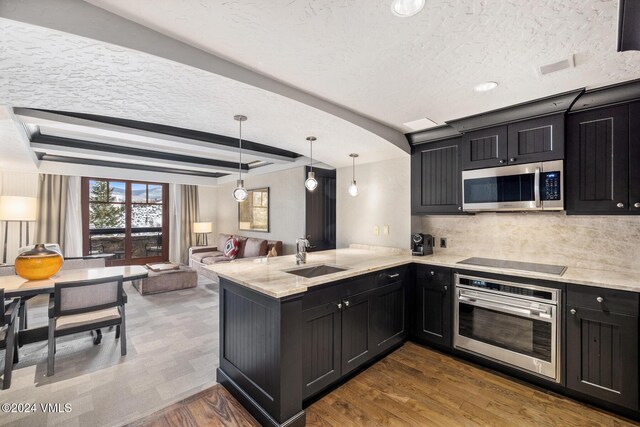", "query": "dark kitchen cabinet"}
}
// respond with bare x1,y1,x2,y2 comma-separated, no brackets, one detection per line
566,286,639,411
507,114,564,164
302,302,342,399
462,115,565,170
301,267,408,398
629,102,640,212
372,279,407,354
411,137,464,214
566,104,631,213
462,125,508,170
414,265,452,348
341,288,376,376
